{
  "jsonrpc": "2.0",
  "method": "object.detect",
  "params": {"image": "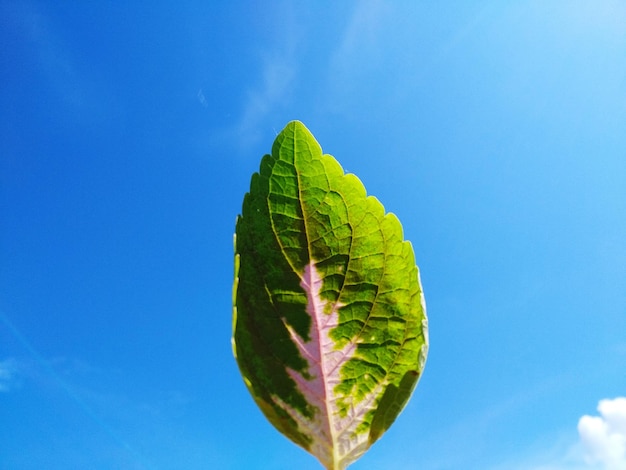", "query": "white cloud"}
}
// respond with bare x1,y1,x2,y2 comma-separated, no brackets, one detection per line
490,397,626,470
579,397,626,470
